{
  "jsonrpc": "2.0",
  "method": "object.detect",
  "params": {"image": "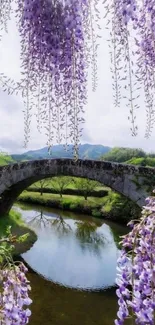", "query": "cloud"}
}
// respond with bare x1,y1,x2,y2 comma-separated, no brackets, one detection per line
0,137,22,153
